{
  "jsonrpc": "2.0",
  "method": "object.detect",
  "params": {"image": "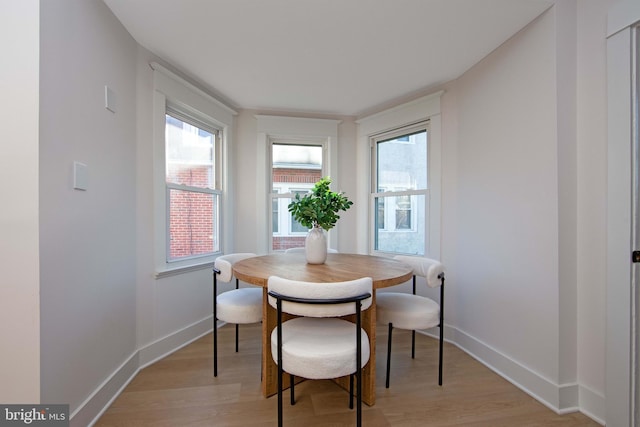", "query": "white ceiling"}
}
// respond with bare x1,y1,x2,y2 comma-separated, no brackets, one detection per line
103,0,552,117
